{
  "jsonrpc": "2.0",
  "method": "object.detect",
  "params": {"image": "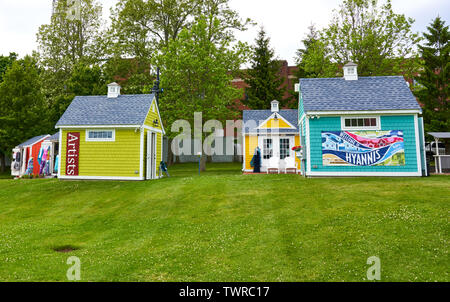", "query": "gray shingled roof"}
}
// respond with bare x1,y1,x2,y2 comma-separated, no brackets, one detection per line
300,76,422,112
243,109,298,133
17,135,50,147
47,133,60,142
56,94,155,126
